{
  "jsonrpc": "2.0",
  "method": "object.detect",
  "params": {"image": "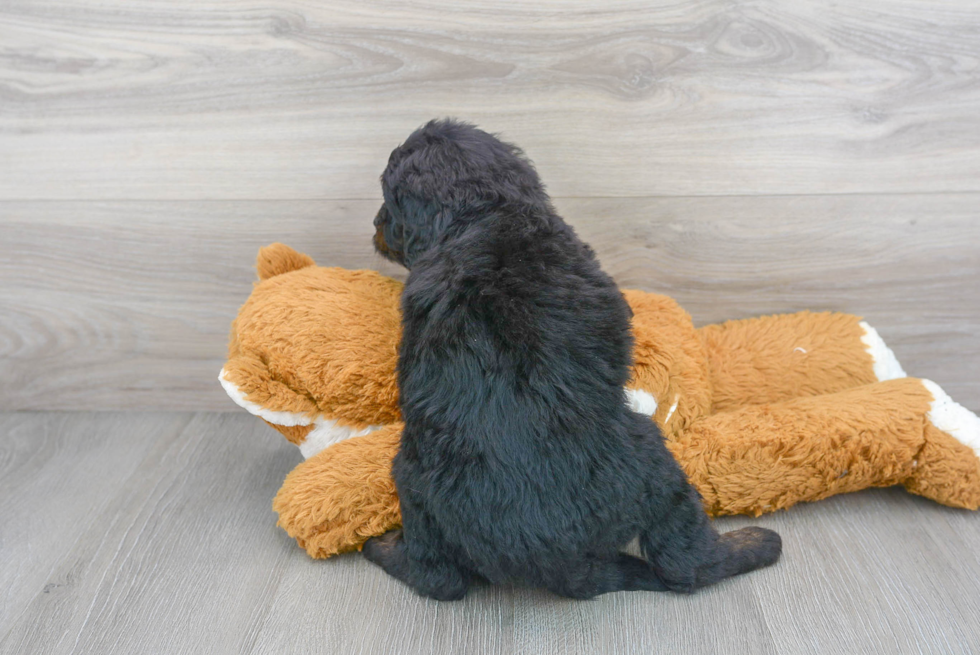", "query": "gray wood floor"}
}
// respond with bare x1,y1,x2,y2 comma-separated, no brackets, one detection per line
2,411,979,655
